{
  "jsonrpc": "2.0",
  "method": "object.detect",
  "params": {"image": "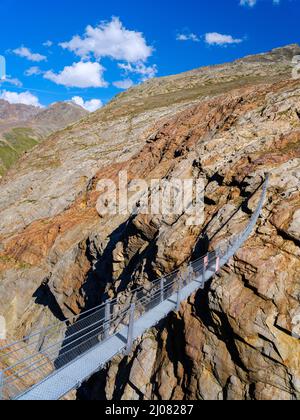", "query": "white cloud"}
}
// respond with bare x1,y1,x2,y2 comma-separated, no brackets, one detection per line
25,66,42,76
0,75,23,87
176,33,200,42
43,40,53,47
44,61,107,88
71,96,103,112
118,62,157,81
13,46,47,62
240,0,280,6
113,79,134,89
205,32,243,46
240,0,257,5
60,17,153,63
0,90,43,107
